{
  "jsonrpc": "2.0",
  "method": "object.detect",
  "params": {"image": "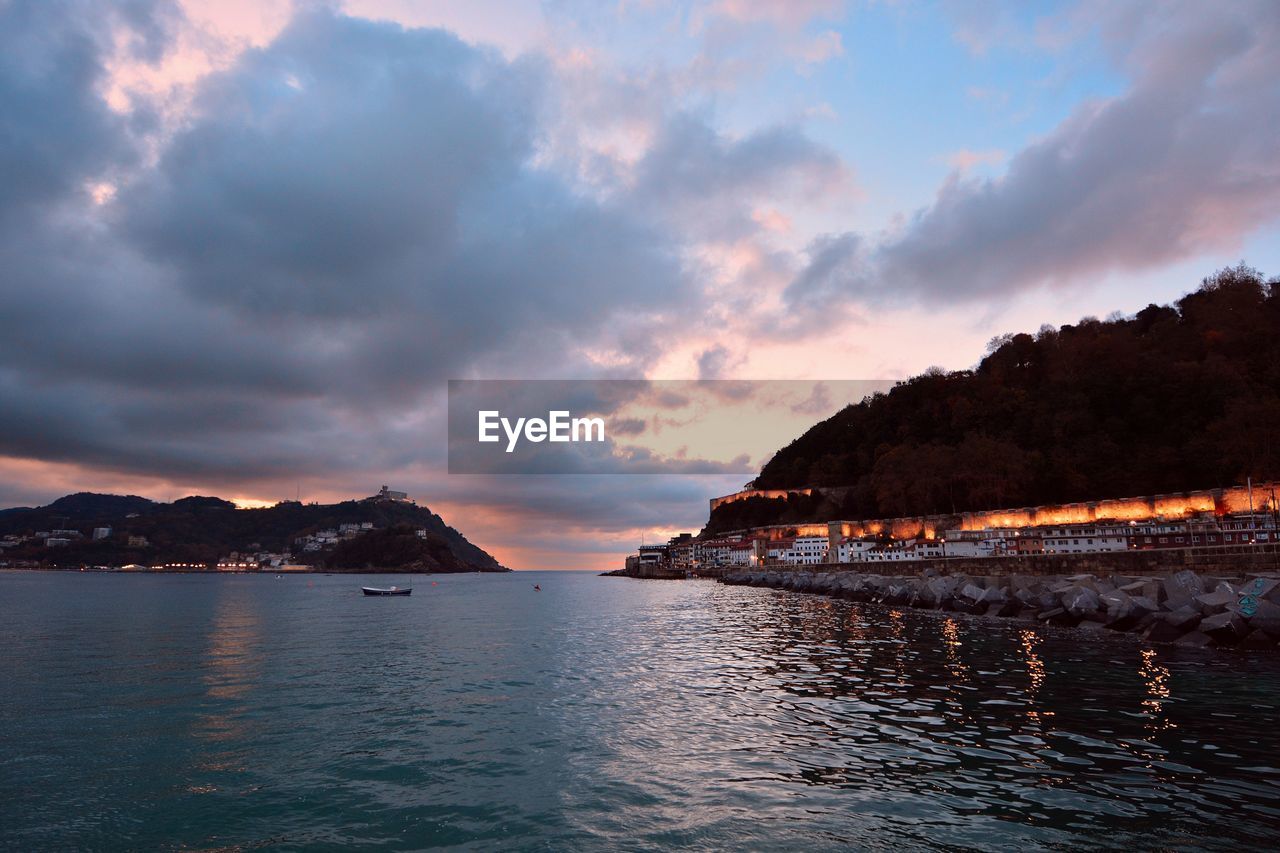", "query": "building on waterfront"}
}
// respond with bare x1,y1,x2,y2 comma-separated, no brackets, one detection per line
696,537,755,568
637,544,667,569
633,477,1280,573
1012,535,1043,555
938,535,1004,559
859,537,946,563
622,537,698,578
92,526,112,540
787,535,830,564
759,534,829,565
914,539,946,559
665,533,696,571
1037,526,1128,554
631,503,1280,571
764,537,794,563
835,536,881,562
